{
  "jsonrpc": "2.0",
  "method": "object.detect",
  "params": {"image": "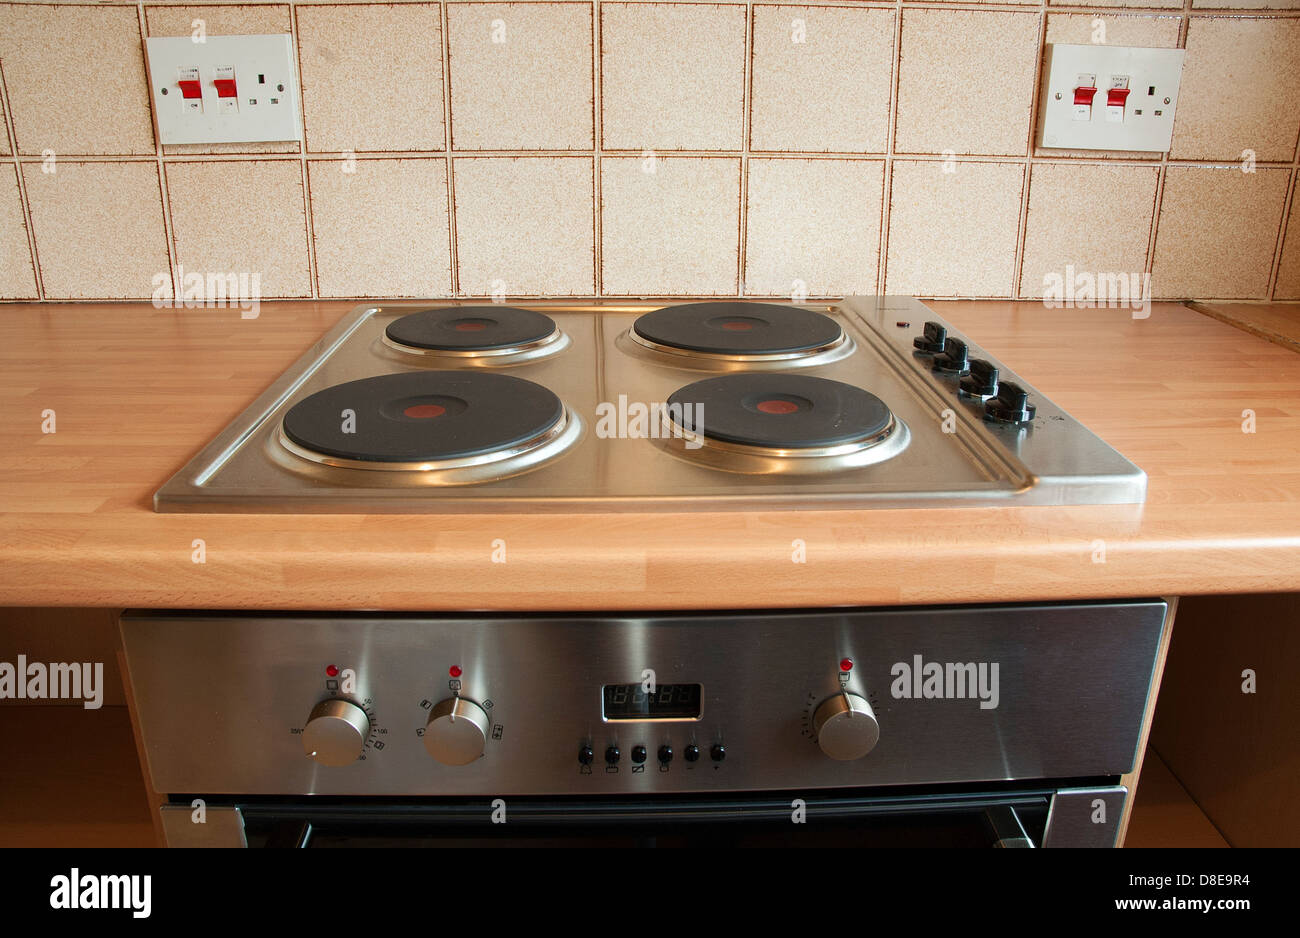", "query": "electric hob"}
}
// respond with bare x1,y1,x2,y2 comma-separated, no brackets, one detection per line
153,296,1145,512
